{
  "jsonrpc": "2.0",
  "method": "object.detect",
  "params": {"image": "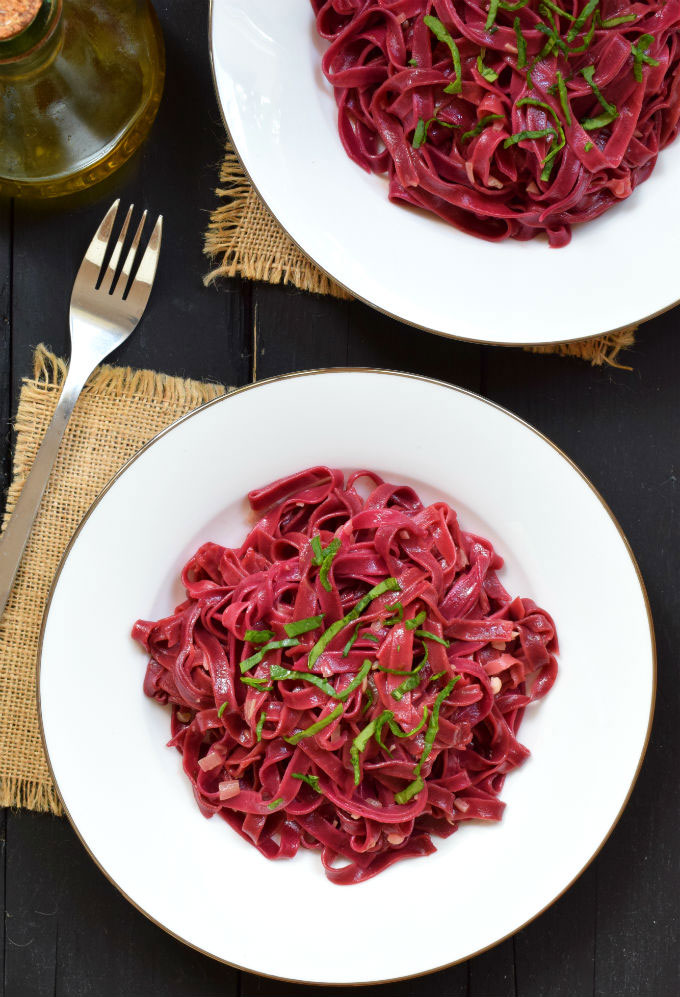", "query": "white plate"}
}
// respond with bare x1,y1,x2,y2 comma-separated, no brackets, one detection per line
209,0,680,345
39,371,654,985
